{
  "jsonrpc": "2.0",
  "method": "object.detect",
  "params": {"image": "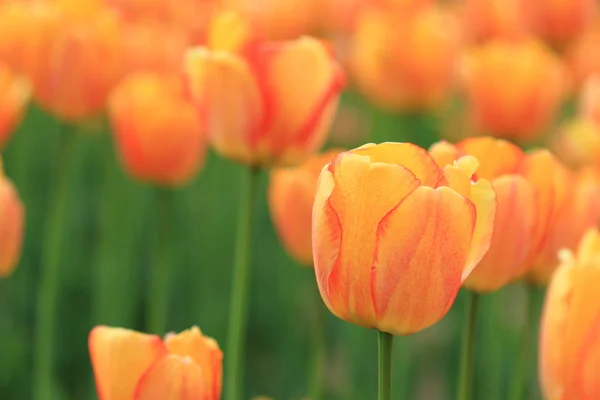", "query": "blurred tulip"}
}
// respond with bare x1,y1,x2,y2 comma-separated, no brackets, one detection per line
351,4,461,111
580,74,600,126
462,38,565,141
567,21,600,89
539,228,600,400
269,149,342,266
89,325,222,400
430,137,536,292
312,142,496,335
0,63,30,148
461,0,528,42
552,118,600,169
109,72,205,186
185,12,345,167
0,159,24,278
